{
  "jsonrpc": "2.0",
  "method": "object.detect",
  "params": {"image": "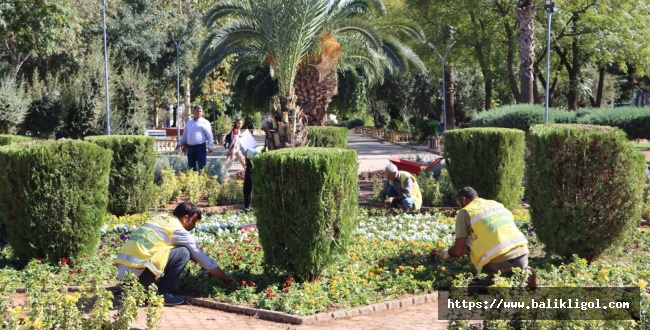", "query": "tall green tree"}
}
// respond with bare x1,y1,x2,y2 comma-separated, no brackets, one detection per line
195,0,424,146
0,0,75,79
